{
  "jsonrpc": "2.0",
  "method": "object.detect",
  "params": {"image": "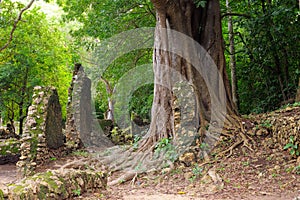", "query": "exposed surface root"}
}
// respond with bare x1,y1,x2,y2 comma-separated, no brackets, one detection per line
218,140,243,158
108,171,137,186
